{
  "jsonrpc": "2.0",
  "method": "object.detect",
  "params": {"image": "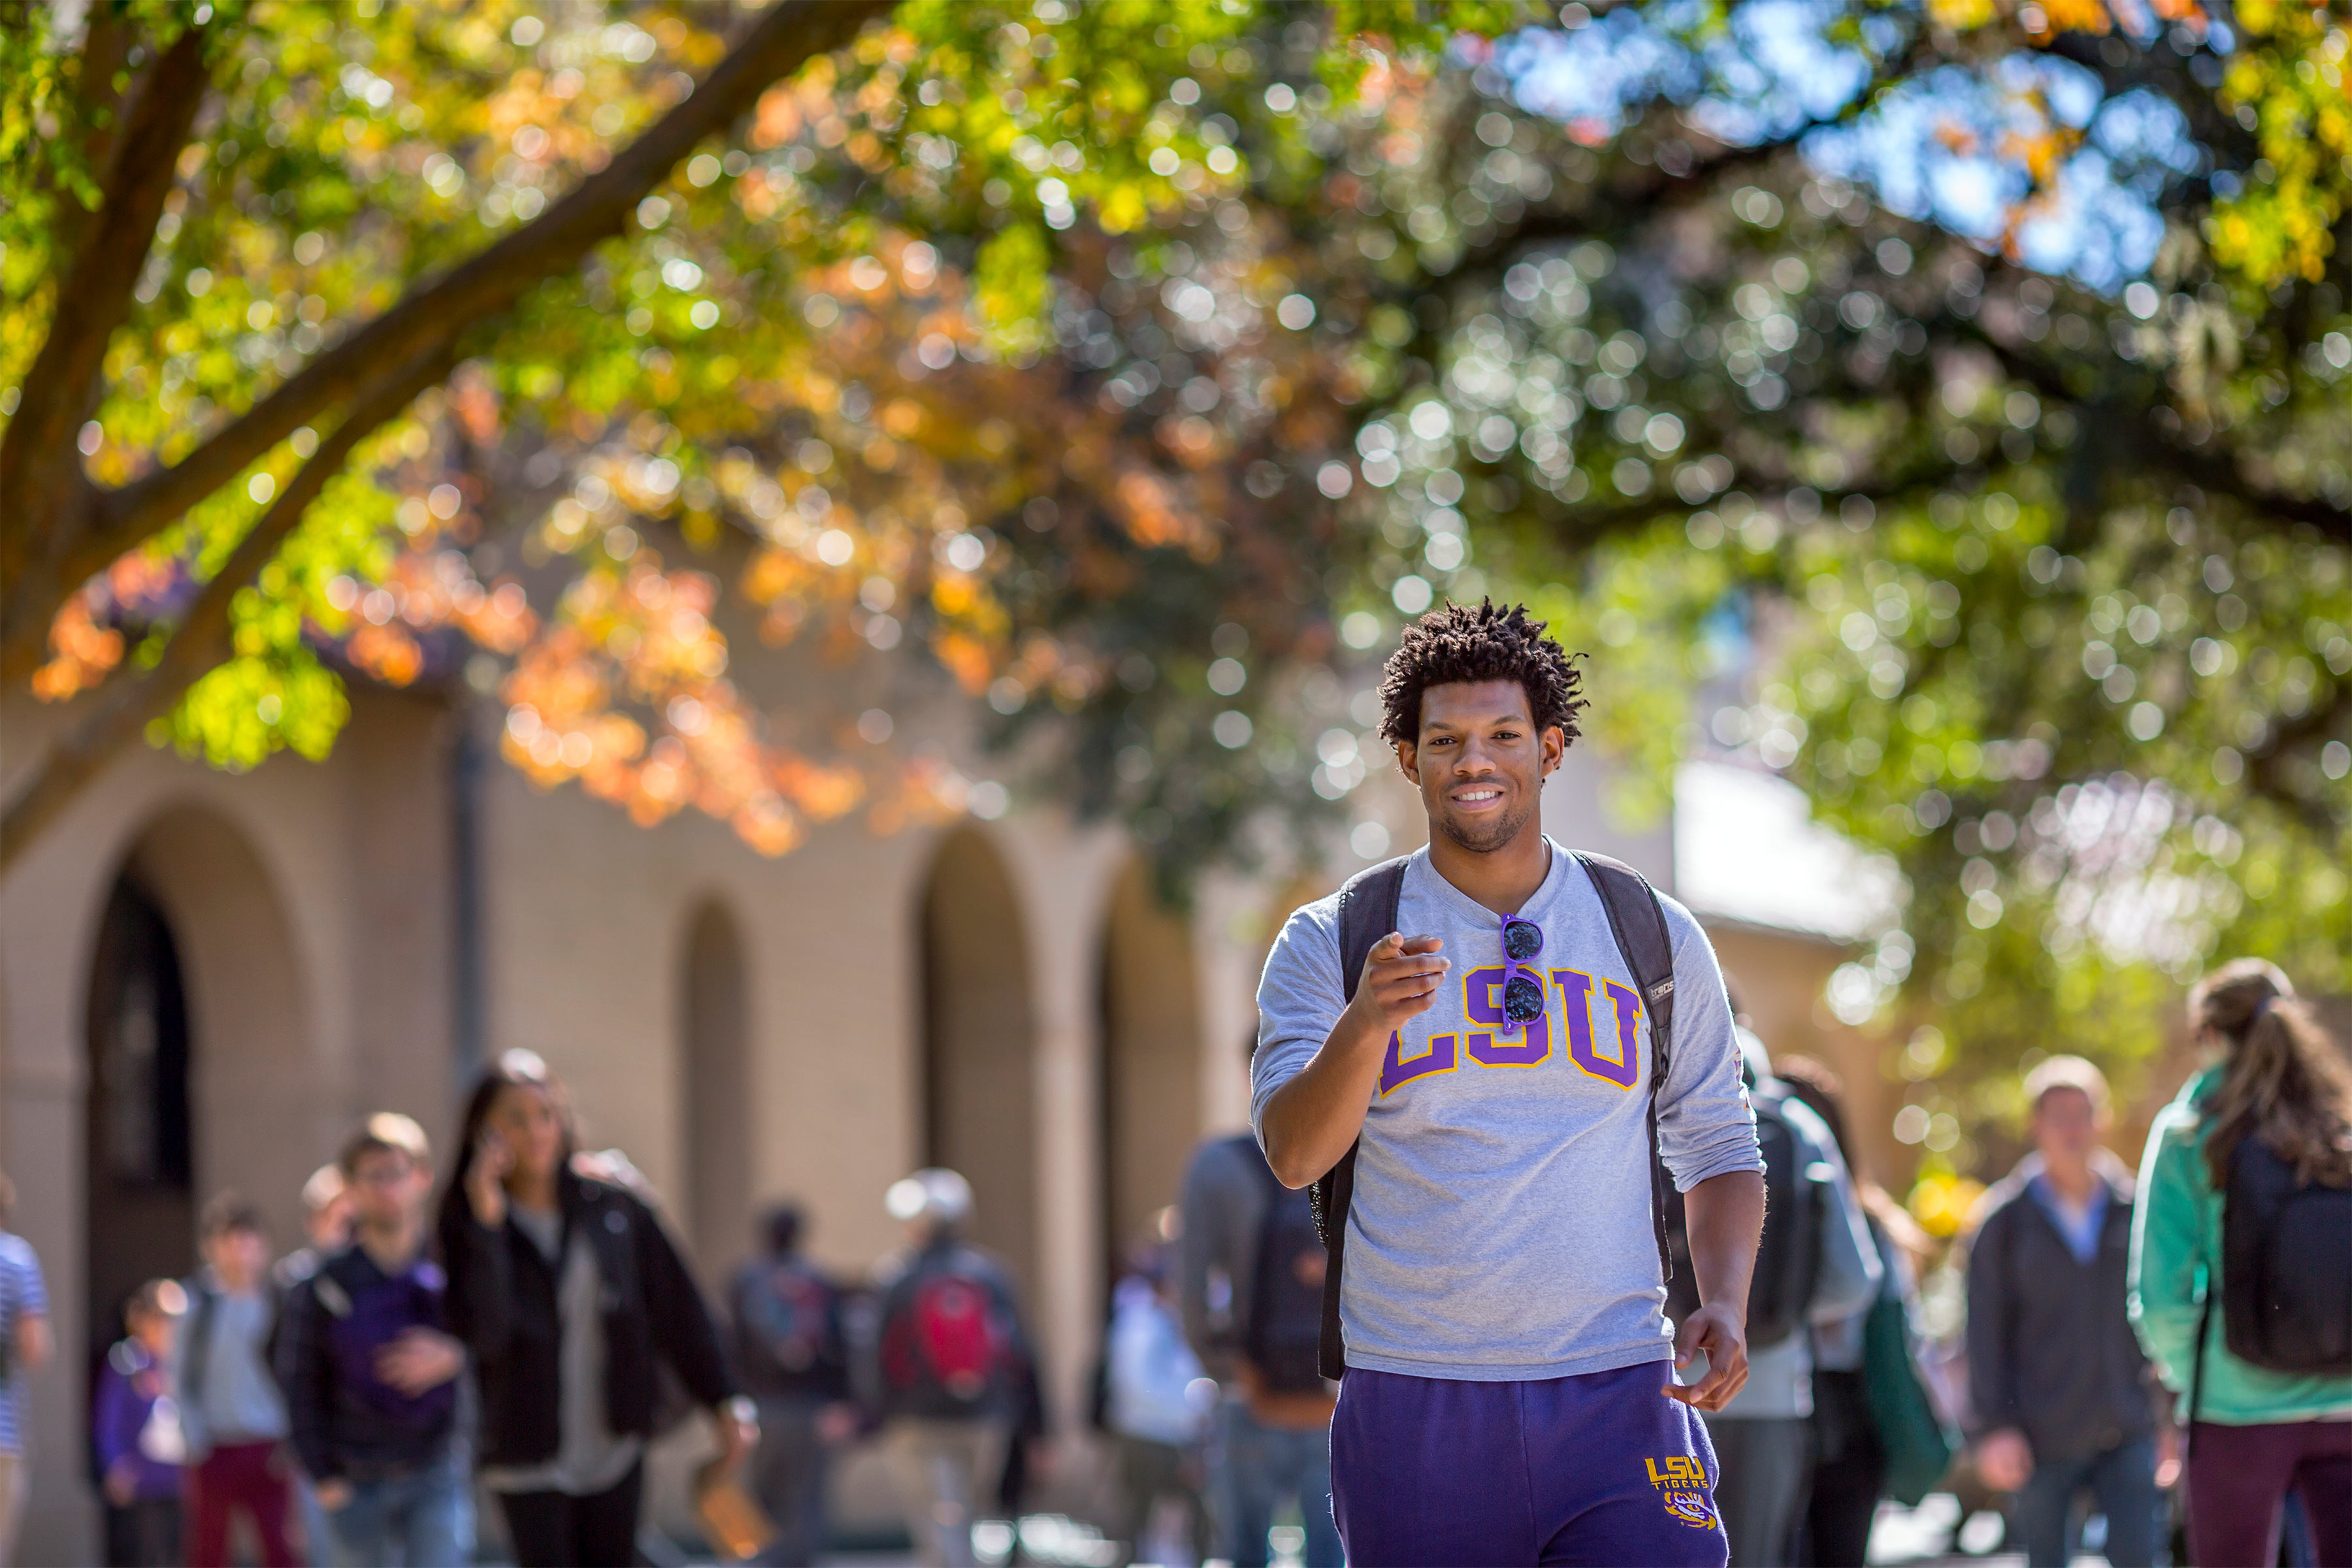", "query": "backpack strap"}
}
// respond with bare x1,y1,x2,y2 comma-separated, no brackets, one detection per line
1309,855,1409,1382
1573,851,1680,1292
